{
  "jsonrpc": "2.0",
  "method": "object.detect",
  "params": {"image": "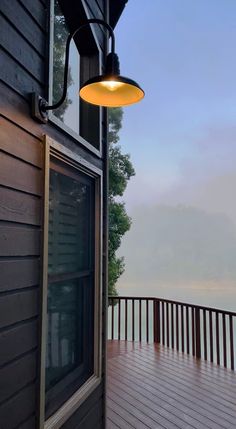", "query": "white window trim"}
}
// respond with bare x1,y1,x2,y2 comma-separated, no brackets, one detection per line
48,0,103,157
39,135,103,429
